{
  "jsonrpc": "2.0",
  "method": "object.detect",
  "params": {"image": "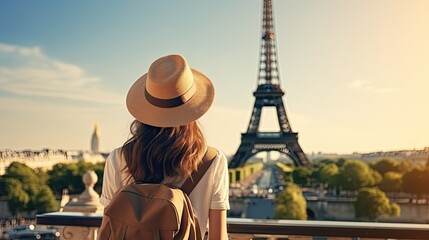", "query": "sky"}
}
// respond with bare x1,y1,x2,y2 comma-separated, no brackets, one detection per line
1,0,429,156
